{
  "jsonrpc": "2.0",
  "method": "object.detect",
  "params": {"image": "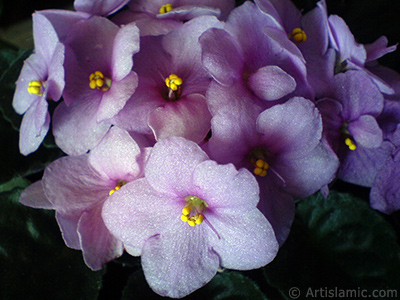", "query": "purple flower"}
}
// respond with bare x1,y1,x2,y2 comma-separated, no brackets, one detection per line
113,0,234,36
370,146,400,214
327,9,398,95
370,101,400,214
74,0,130,16
52,16,140,155
317,70,385,186
102,136,278,298
206,81,338,244
200,1,313,103
113,16,222,144
12,13,65,155
20,127,147,270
